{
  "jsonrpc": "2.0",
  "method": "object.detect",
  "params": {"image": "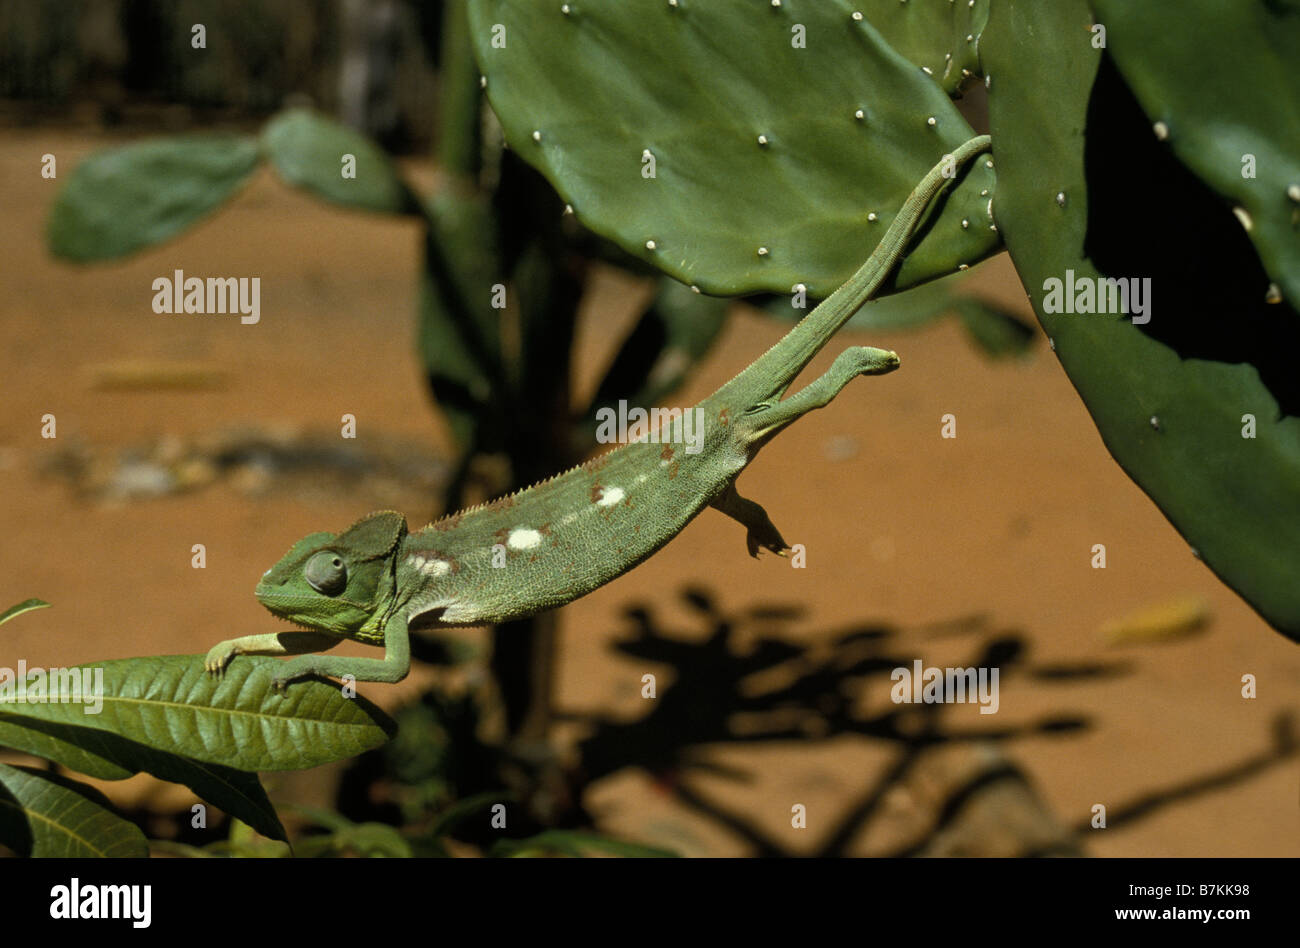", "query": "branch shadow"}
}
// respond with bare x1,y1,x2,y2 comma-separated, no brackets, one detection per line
559,586,1295,857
